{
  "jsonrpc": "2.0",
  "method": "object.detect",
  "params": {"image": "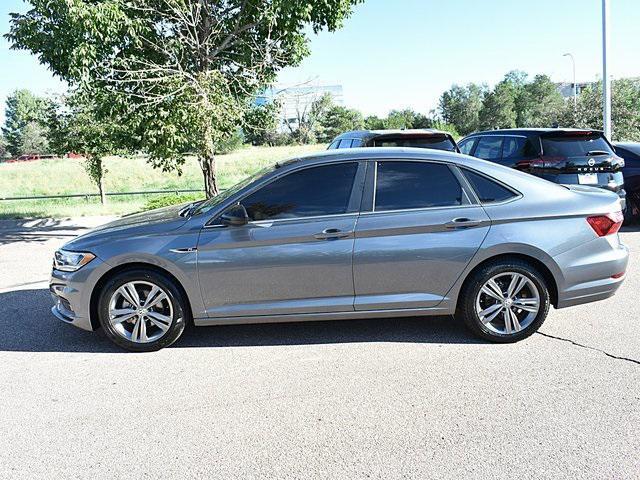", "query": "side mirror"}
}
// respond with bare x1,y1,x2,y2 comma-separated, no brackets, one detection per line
220,204,249,226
